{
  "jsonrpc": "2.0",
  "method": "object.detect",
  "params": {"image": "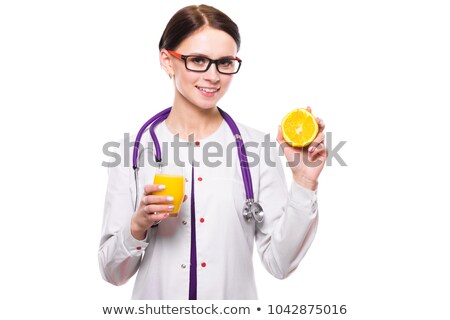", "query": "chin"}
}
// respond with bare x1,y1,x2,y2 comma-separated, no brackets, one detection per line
193,98,221,110
195,104,218,111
